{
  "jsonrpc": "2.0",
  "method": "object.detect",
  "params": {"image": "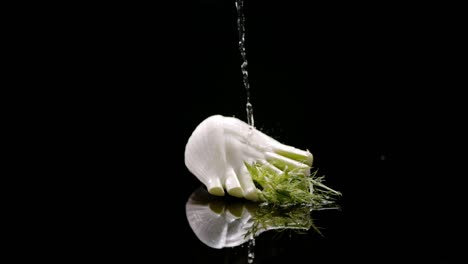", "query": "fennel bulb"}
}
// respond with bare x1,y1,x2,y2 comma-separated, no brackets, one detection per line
185,115,340,205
